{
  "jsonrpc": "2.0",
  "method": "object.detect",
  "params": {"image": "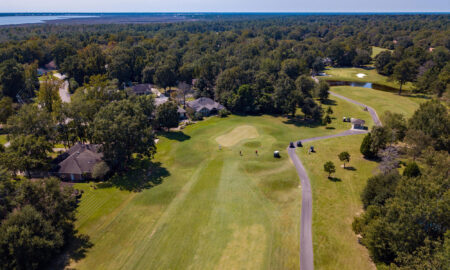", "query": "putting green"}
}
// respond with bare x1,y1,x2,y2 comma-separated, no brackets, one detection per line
215,125,259,147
